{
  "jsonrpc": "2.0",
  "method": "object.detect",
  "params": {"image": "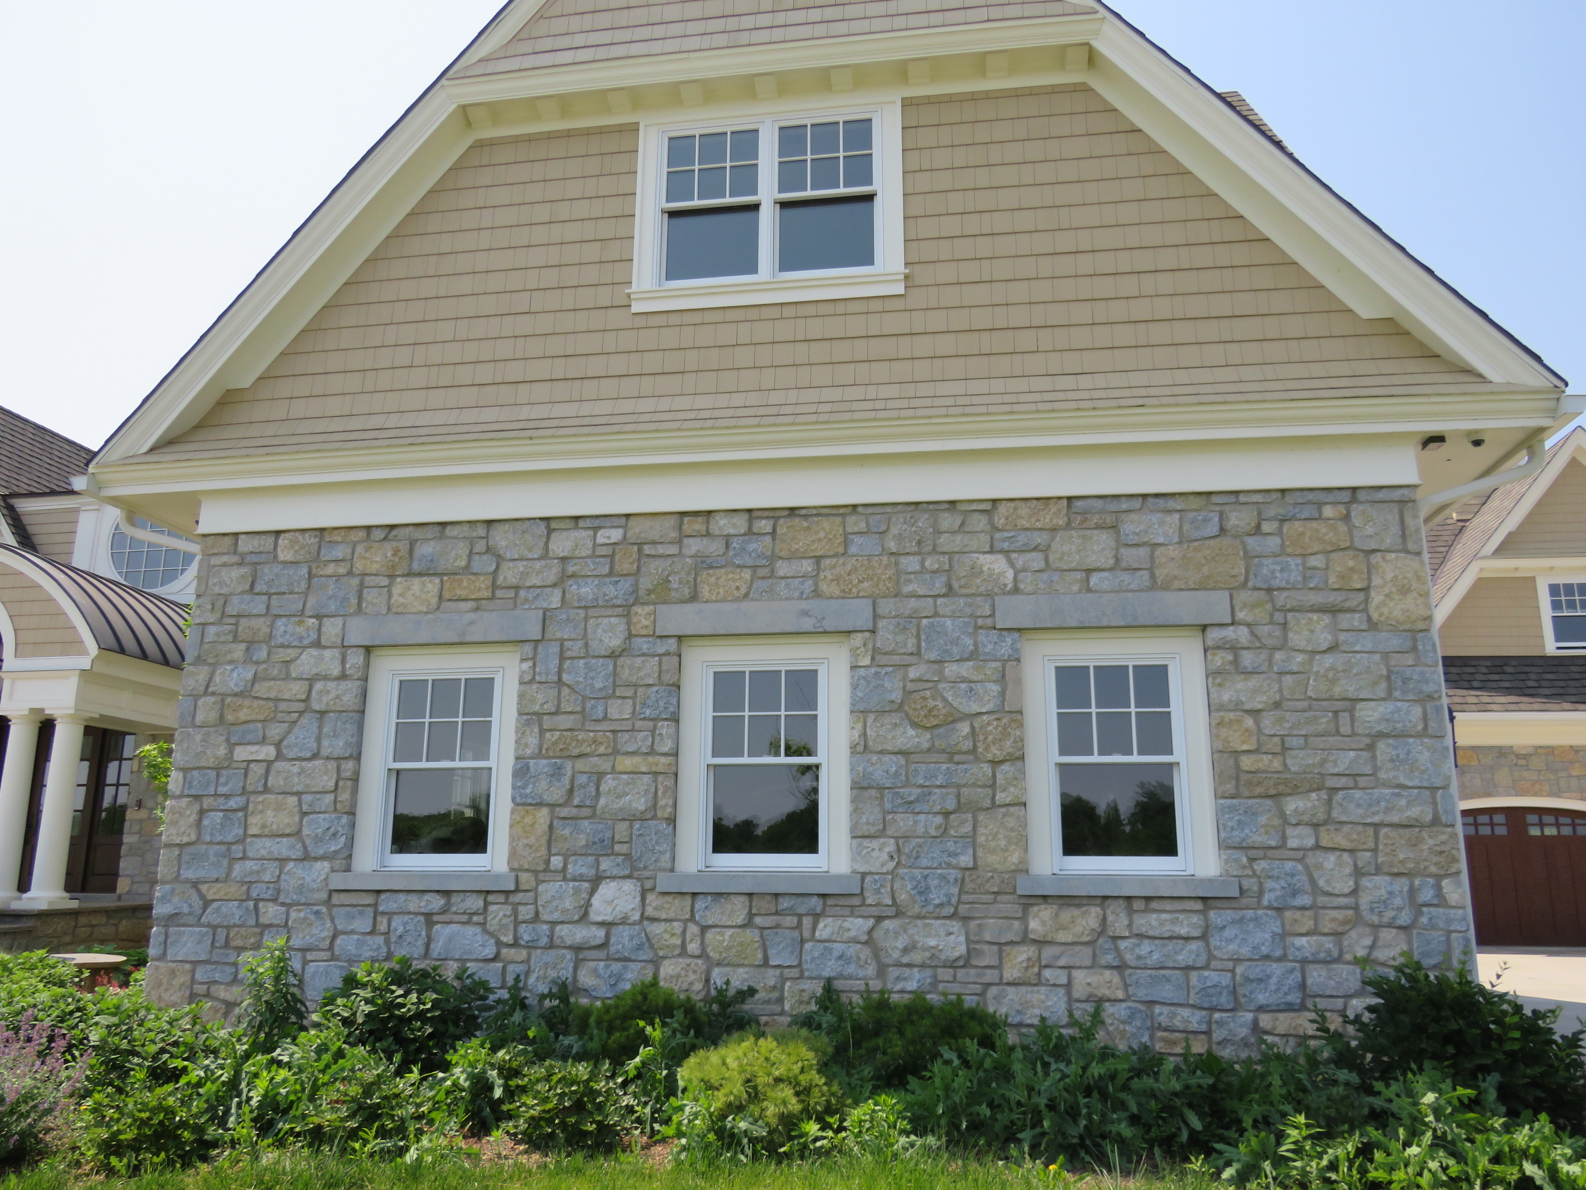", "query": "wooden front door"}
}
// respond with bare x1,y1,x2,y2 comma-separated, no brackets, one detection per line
1463,807,1586,946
